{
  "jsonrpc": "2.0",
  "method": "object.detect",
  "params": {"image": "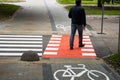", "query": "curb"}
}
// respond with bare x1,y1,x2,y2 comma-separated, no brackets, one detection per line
8,6,23,21
87,15,119,18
